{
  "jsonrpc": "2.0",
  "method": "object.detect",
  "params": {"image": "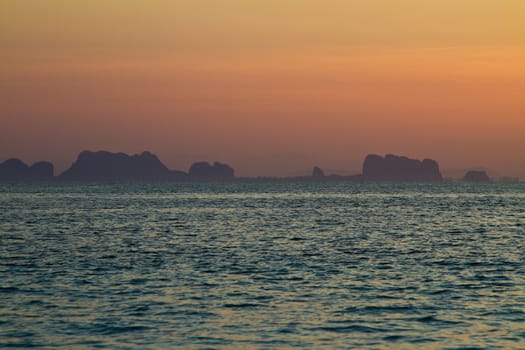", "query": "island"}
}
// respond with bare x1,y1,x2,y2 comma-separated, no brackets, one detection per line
1,150,517,183
362,154,442,182
463,170,491,182
58,151,187,181
188,161,235,180
54,150,236,182
0,158,54,181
